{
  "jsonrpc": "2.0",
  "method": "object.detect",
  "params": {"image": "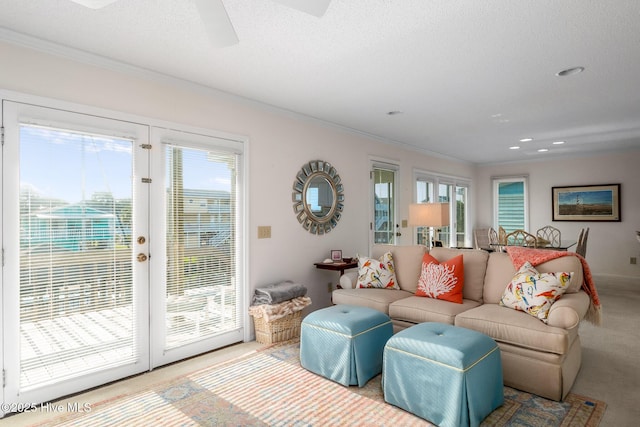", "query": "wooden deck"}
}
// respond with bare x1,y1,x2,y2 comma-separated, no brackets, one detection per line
19,297,237,389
